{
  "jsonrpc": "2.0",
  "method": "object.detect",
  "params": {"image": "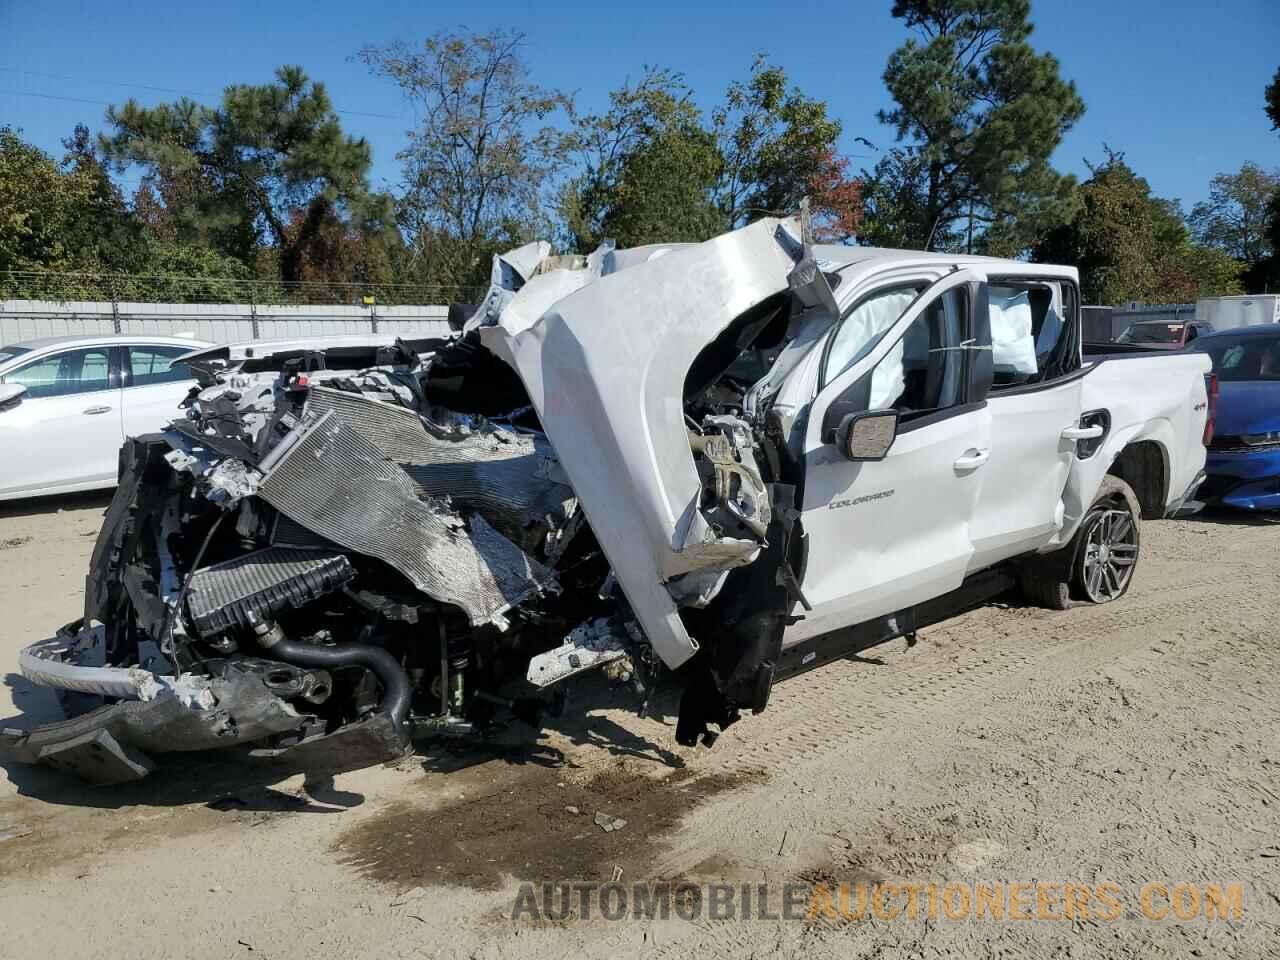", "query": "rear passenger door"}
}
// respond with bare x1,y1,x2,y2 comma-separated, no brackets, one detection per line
0,346,124,496
966,279,1087,571
121,344,198,440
